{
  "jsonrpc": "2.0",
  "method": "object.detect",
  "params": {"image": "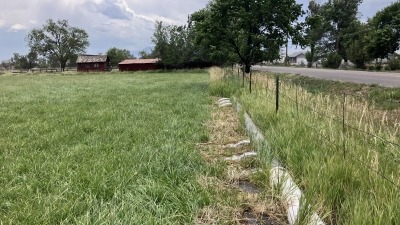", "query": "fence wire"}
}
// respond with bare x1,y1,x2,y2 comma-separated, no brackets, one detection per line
245,73,400,191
